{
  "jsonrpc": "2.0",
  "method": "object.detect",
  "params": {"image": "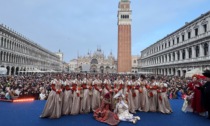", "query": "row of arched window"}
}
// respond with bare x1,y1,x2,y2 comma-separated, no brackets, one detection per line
0,51,49,66
0,36,58,61
121,15,129,19
144,23,208,57
142,43,209,65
